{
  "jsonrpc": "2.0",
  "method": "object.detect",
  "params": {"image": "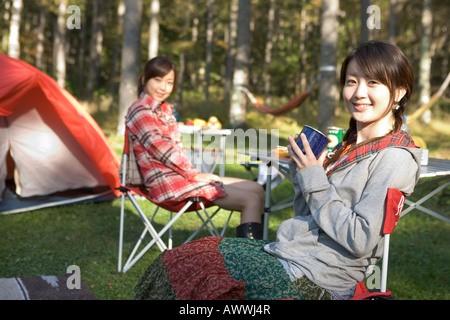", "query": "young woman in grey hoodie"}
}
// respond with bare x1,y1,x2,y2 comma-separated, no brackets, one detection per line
134,41,422,300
